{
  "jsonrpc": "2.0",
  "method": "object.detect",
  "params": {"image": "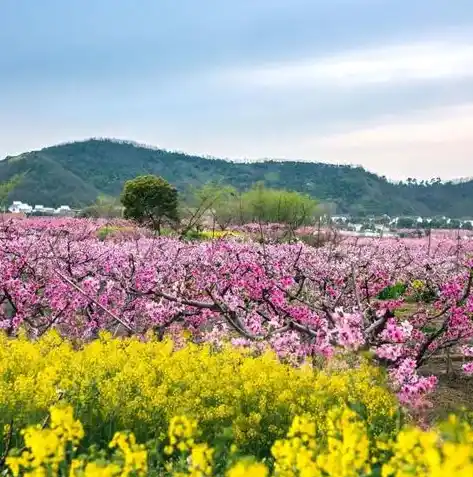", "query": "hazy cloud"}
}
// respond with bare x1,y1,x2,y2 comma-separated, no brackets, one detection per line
1,0,473,179
220,39,473,89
